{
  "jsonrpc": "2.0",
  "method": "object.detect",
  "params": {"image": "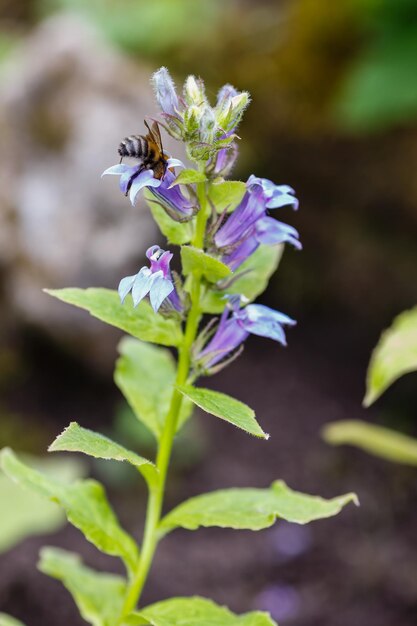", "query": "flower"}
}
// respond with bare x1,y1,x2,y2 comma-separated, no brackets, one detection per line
195,295,296,371
102,159,196,222
118,245,182,313
213,175,301,270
